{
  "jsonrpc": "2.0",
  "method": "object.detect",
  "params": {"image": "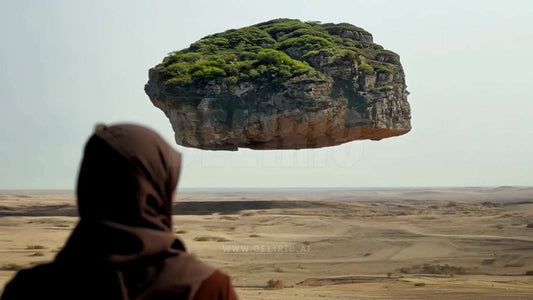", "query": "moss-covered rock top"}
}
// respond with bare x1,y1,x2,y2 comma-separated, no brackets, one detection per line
153,18,400,89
